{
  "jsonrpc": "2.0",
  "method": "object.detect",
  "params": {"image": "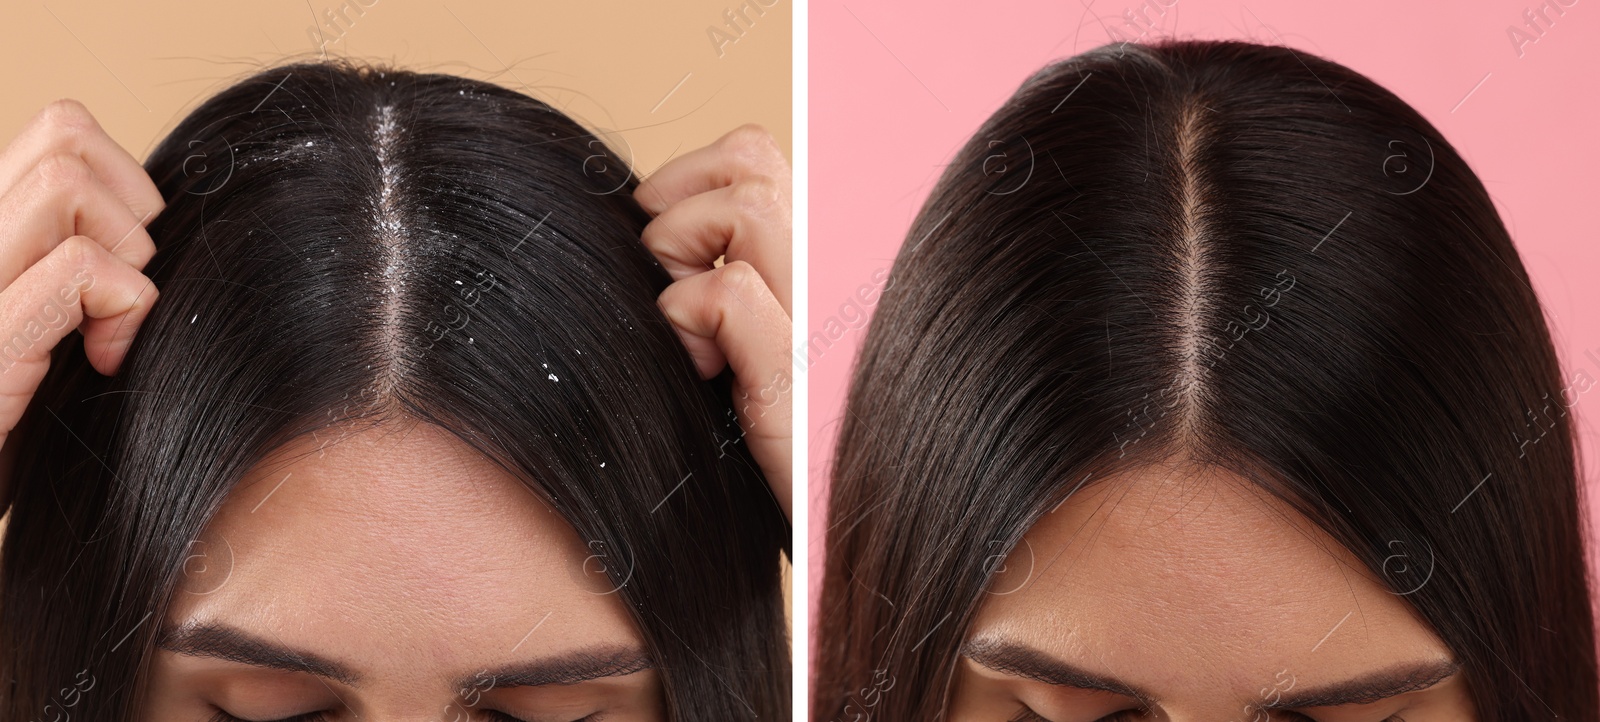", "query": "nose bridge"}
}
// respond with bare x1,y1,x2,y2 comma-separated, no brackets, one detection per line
314,659,485,722
1172,666,1303,722
1152,696,1268,722
1103,658,1292,722
339,686,477,722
